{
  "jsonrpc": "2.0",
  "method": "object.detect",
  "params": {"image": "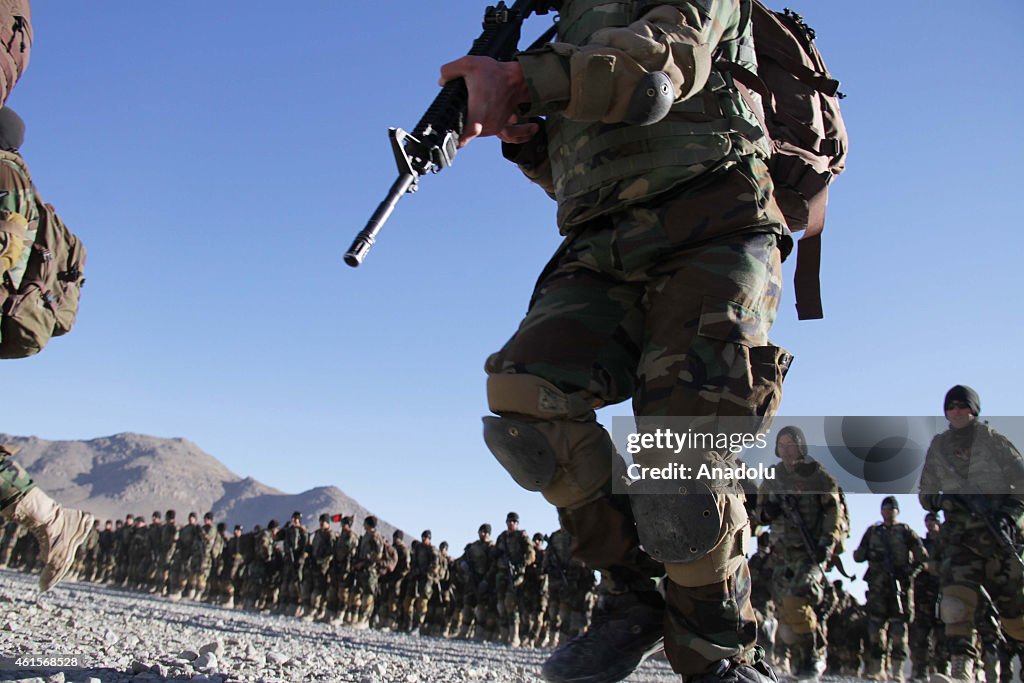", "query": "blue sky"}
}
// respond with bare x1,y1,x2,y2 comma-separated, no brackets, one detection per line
4,2,1023,594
